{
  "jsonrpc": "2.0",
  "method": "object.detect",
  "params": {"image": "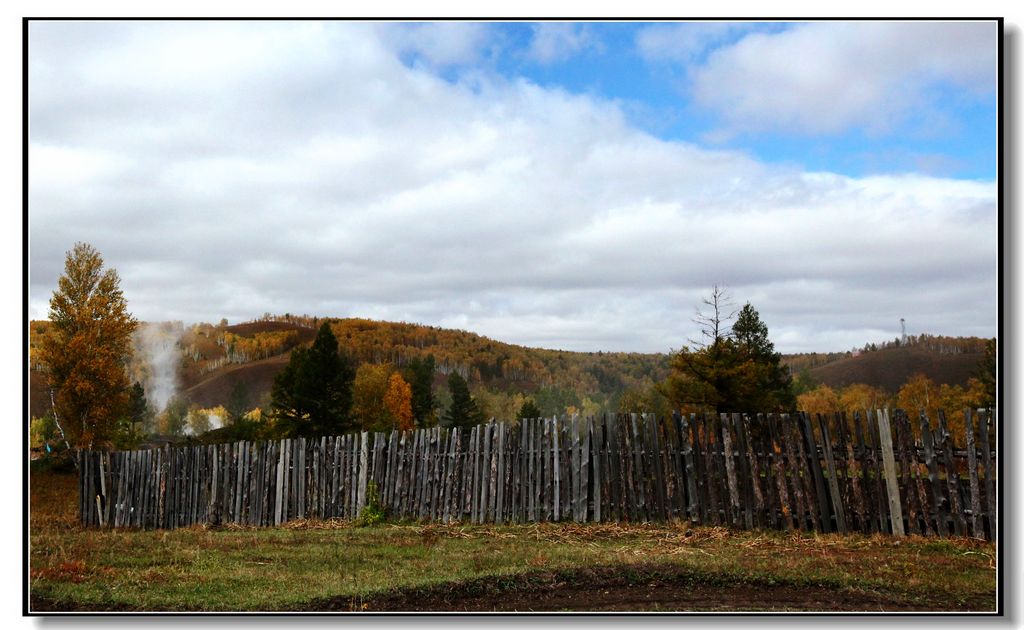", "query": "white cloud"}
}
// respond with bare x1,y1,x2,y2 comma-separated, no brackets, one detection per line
376,22,492,67
28,21,997,354
690,21,997,136
636,21,753,63
525,23,602,64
